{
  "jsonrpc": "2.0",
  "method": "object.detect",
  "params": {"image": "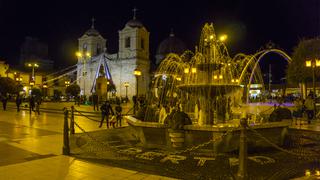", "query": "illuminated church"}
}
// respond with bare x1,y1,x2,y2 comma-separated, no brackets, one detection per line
76,11,150,99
